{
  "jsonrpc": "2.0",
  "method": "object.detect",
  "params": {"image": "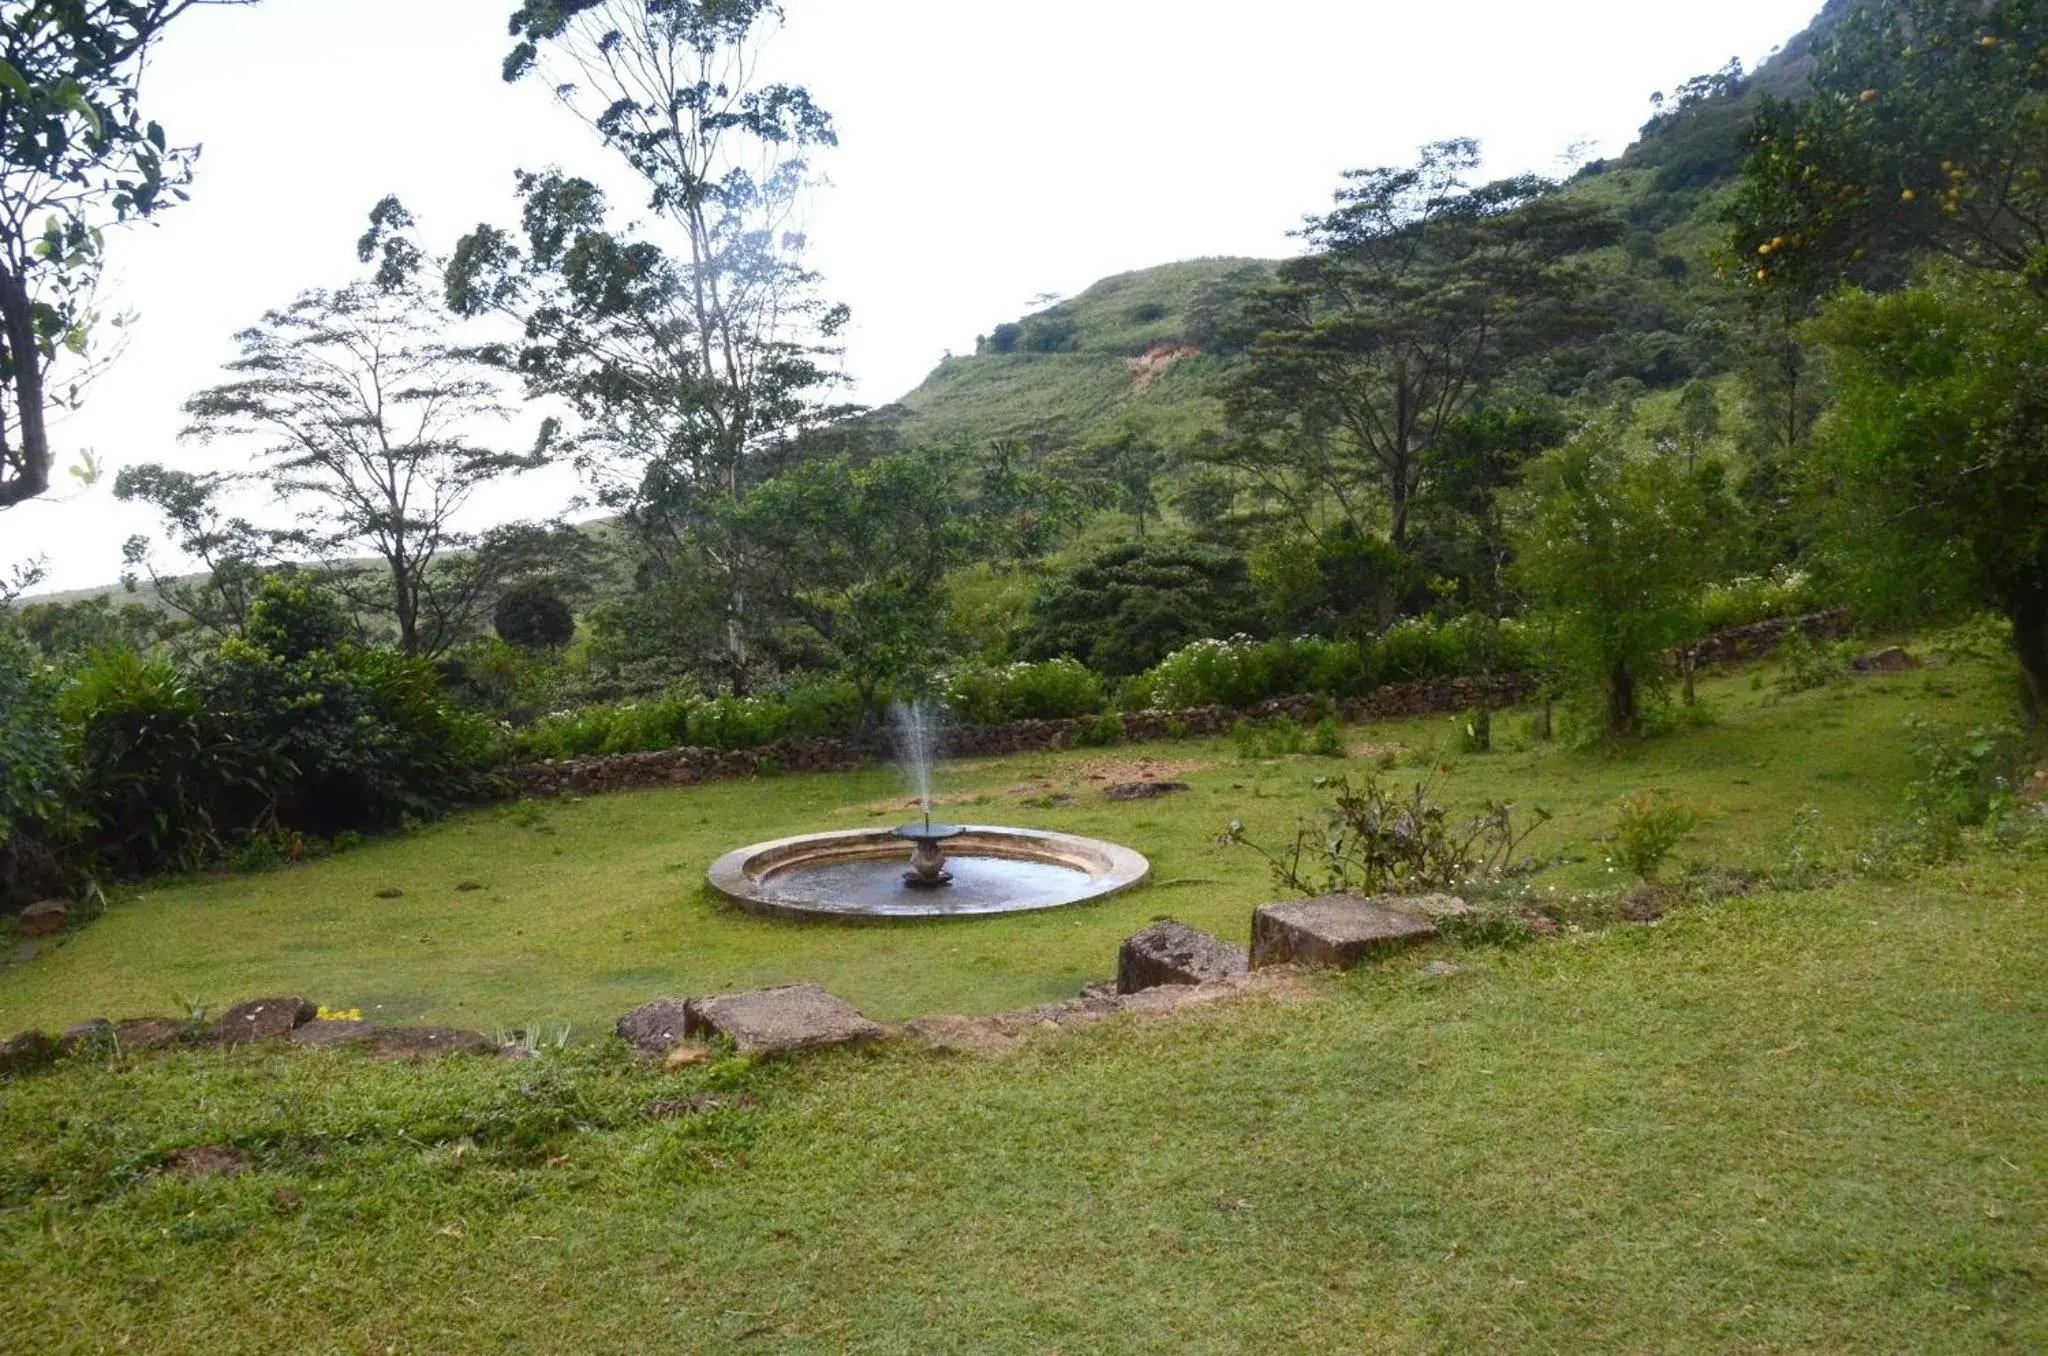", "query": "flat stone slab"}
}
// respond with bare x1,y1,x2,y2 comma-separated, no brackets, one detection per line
1116,921,1249,994
1251,895,1440,971
114,1017,191,1051
291,1019,375,1049
207,997,316,1046
683,985,882,1055
616,996,692,1059
369,1027,494,1059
